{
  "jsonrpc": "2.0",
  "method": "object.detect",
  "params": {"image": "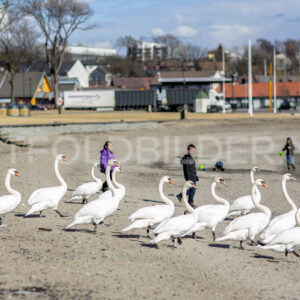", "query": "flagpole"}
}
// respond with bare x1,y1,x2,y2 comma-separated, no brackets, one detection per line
273,47,277,113
248,39,253,117
222,47,226,114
